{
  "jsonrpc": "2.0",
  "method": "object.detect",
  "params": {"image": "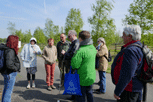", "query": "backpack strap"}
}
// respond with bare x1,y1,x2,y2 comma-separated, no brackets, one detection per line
126,43,142,49
103,55,108,61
